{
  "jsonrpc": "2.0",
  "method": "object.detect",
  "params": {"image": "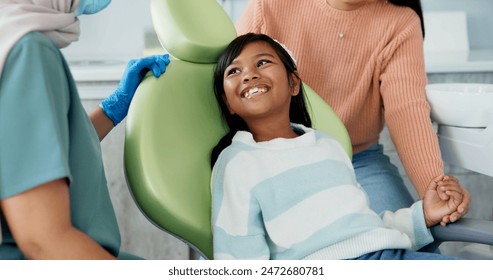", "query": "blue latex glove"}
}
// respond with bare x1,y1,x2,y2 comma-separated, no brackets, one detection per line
101,54,170,125
76,0,112,16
